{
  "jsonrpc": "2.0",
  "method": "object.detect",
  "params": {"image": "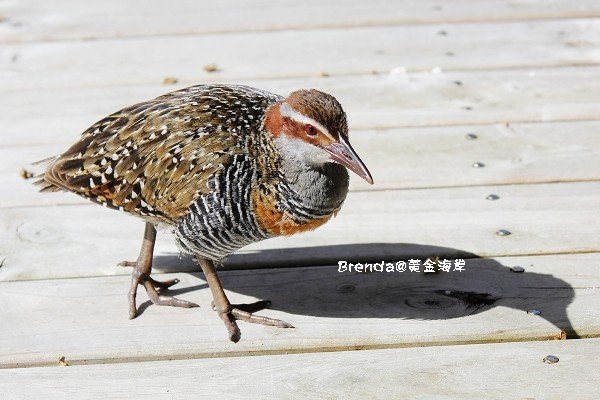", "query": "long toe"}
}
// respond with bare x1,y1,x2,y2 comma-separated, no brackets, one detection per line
212,304,291,342
153,295,199,308
230,308,294,329
128,270,198,319
148,276,180,289
142,280,199,308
